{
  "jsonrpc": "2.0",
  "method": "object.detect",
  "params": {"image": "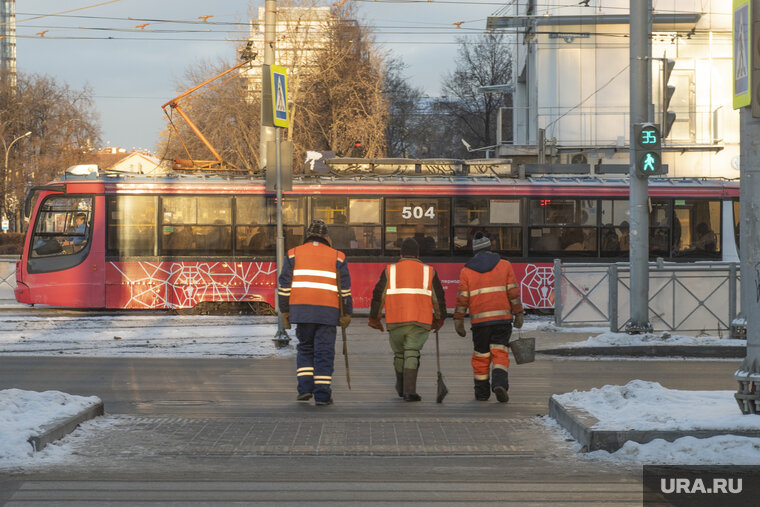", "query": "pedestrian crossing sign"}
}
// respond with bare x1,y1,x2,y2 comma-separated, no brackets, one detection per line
733,0,751,109
270,65,289,128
